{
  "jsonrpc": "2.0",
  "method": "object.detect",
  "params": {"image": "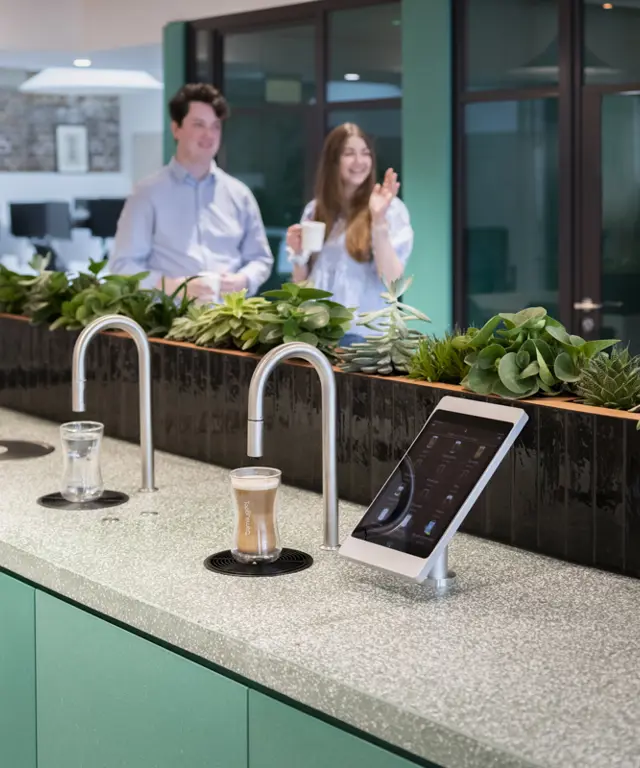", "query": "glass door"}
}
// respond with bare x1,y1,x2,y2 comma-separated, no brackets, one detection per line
579,91,640,353
577,0,640,352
